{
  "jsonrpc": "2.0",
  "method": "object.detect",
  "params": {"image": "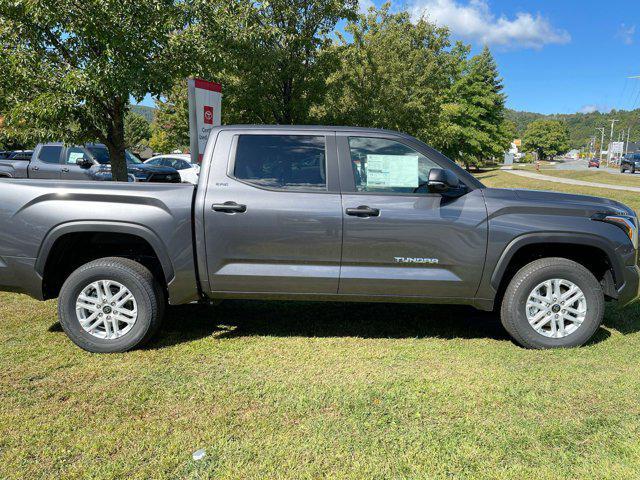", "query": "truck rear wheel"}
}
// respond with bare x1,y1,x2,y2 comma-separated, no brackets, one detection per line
58,257,164,353
500,257,604,349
